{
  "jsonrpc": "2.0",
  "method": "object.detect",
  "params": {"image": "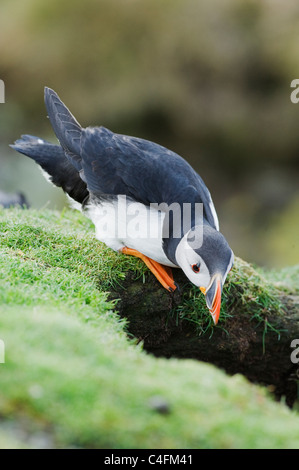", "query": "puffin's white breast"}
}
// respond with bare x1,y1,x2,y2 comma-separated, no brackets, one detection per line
86,196,177,267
